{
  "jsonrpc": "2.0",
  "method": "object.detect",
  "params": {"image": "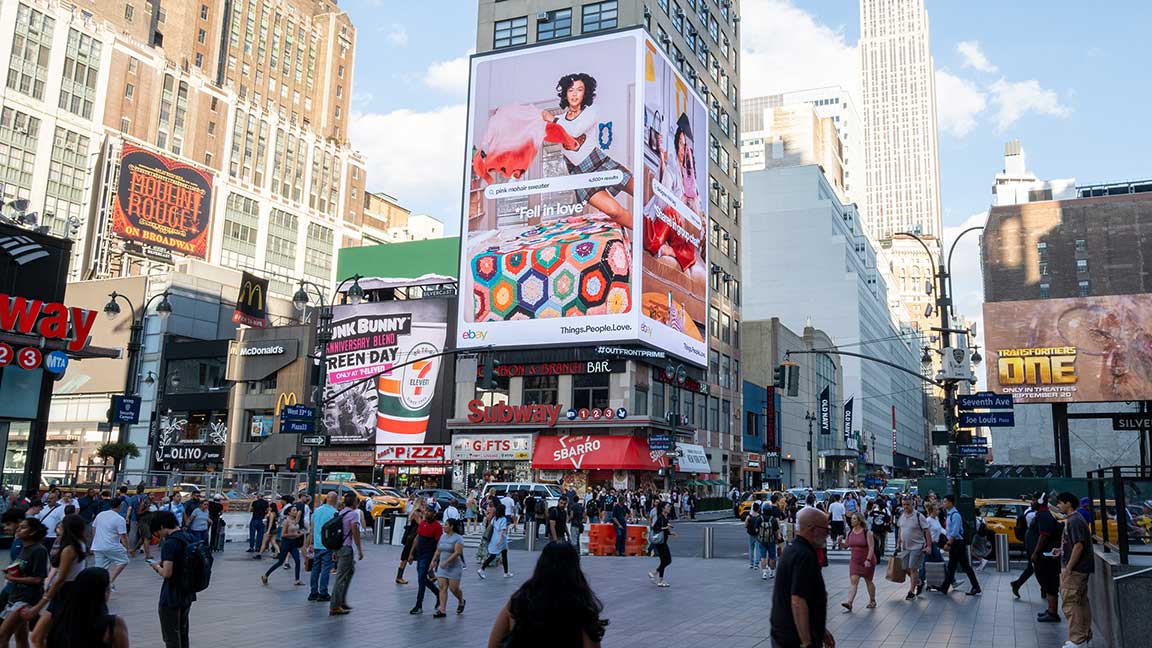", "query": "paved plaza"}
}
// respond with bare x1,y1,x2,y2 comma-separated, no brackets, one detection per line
104,540,1079,648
